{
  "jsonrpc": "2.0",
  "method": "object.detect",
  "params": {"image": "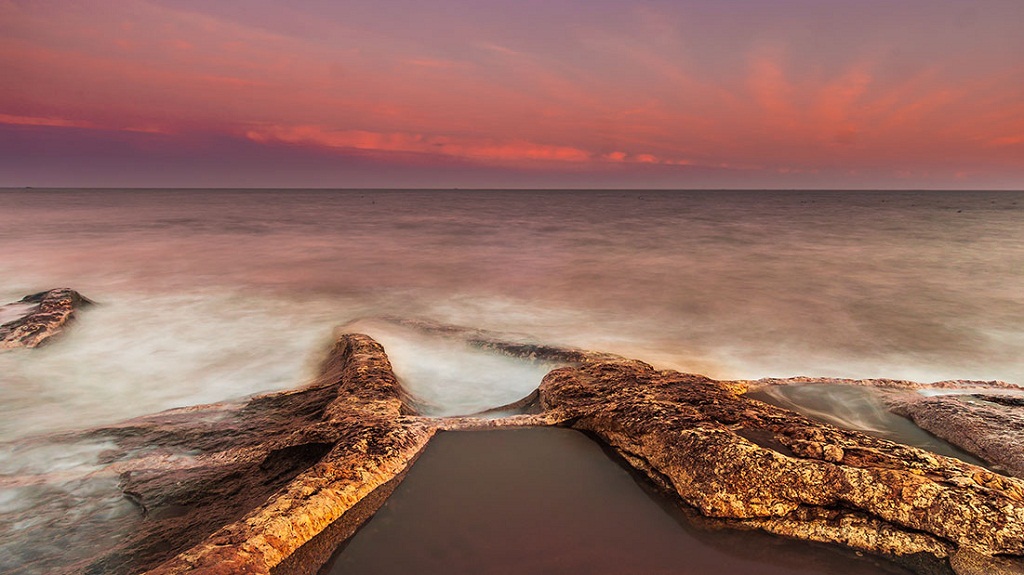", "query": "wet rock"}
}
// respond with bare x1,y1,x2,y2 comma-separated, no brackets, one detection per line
538,360,1024,574
64,334,433,575
887,393,1024,479
0,288,93,349
24,327,1023,575
749,376,1020,392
